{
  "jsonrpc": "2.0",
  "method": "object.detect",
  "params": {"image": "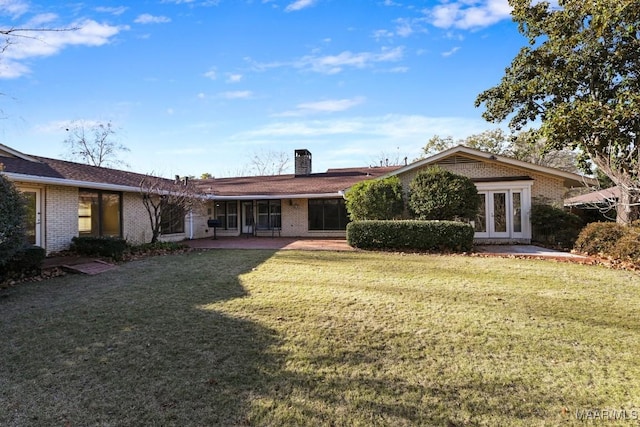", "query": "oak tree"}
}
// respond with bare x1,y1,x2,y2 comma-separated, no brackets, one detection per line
475,0,640,223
